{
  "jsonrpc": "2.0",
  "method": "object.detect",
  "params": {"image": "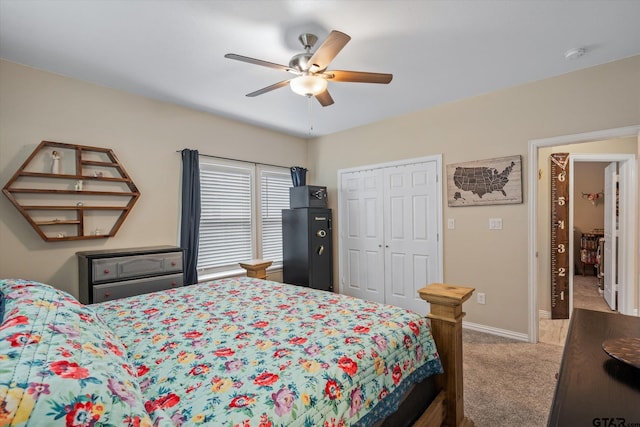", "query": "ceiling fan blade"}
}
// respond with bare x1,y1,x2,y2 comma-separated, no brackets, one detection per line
315,89,334,107
246,80,291,97
308,30,351,72
326,70,393,84
225,53,297,73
